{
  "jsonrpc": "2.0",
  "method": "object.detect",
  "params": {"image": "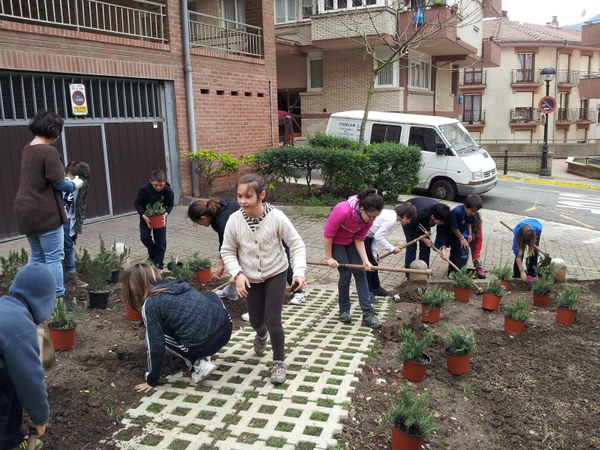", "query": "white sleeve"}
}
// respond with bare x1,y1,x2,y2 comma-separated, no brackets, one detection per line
373,219,397,253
